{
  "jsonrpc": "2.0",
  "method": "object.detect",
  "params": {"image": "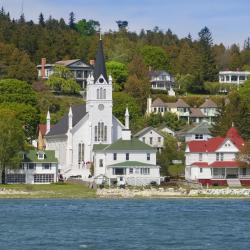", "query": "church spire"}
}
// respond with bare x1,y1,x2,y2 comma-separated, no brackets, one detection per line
94,39,108,82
